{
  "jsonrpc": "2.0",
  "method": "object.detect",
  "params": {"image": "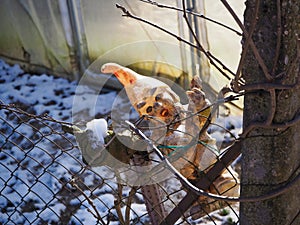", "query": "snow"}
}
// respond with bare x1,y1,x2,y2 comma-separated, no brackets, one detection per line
0,59,242,224
0,59,119,224
86,118,108,144
208,115,243,145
